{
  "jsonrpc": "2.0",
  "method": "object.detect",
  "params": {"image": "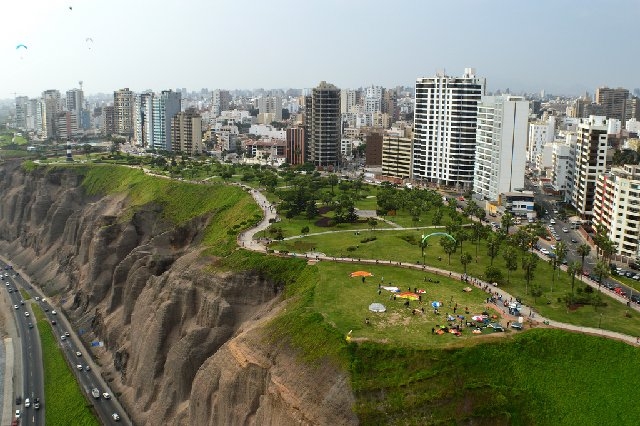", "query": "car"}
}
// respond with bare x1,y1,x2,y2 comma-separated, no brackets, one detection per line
562,227,569,233
51,310,57,315
41,298,46,302
91,388,100,399
553,209,559,214
85,365,91,371
20,300,24,305
24,312,29,317
15,410,20,419
76,351,82,357
24,398,29,408
488,322,504,332
540,248,549,255
44,307,48,312
28,323,33,329
626,272,634,278
112,413,120,421
550,245,556,250
34,296,39,301
77,364,83,370
550,219,556,224
634,275,640,281
51,320,56,325
7,289,12,293
65,332,70,337
103,392,111,399
13,304,18,309
571,238,578,243
511,322,524,330
33,398,40,409
15,396,22,405
61,335,66,341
